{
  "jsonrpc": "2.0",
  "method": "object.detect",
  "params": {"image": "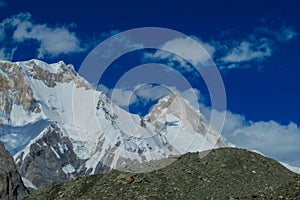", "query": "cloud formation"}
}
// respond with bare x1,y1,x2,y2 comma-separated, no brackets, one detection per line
0,47,17,61
258,26,298,42
202,108,300,167
143,26,297,71
217,26,297,69
220,40,272,64
0,12,85,60
98,84,201,109
144,36,215,72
